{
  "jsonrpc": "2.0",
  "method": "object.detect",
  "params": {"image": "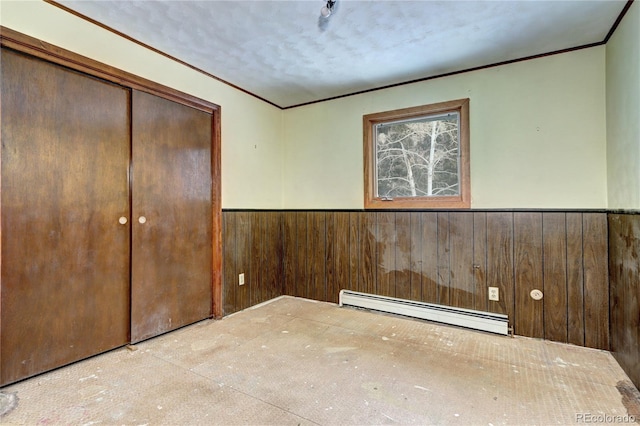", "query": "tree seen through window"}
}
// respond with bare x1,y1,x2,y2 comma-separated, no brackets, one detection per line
375,112,460,198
